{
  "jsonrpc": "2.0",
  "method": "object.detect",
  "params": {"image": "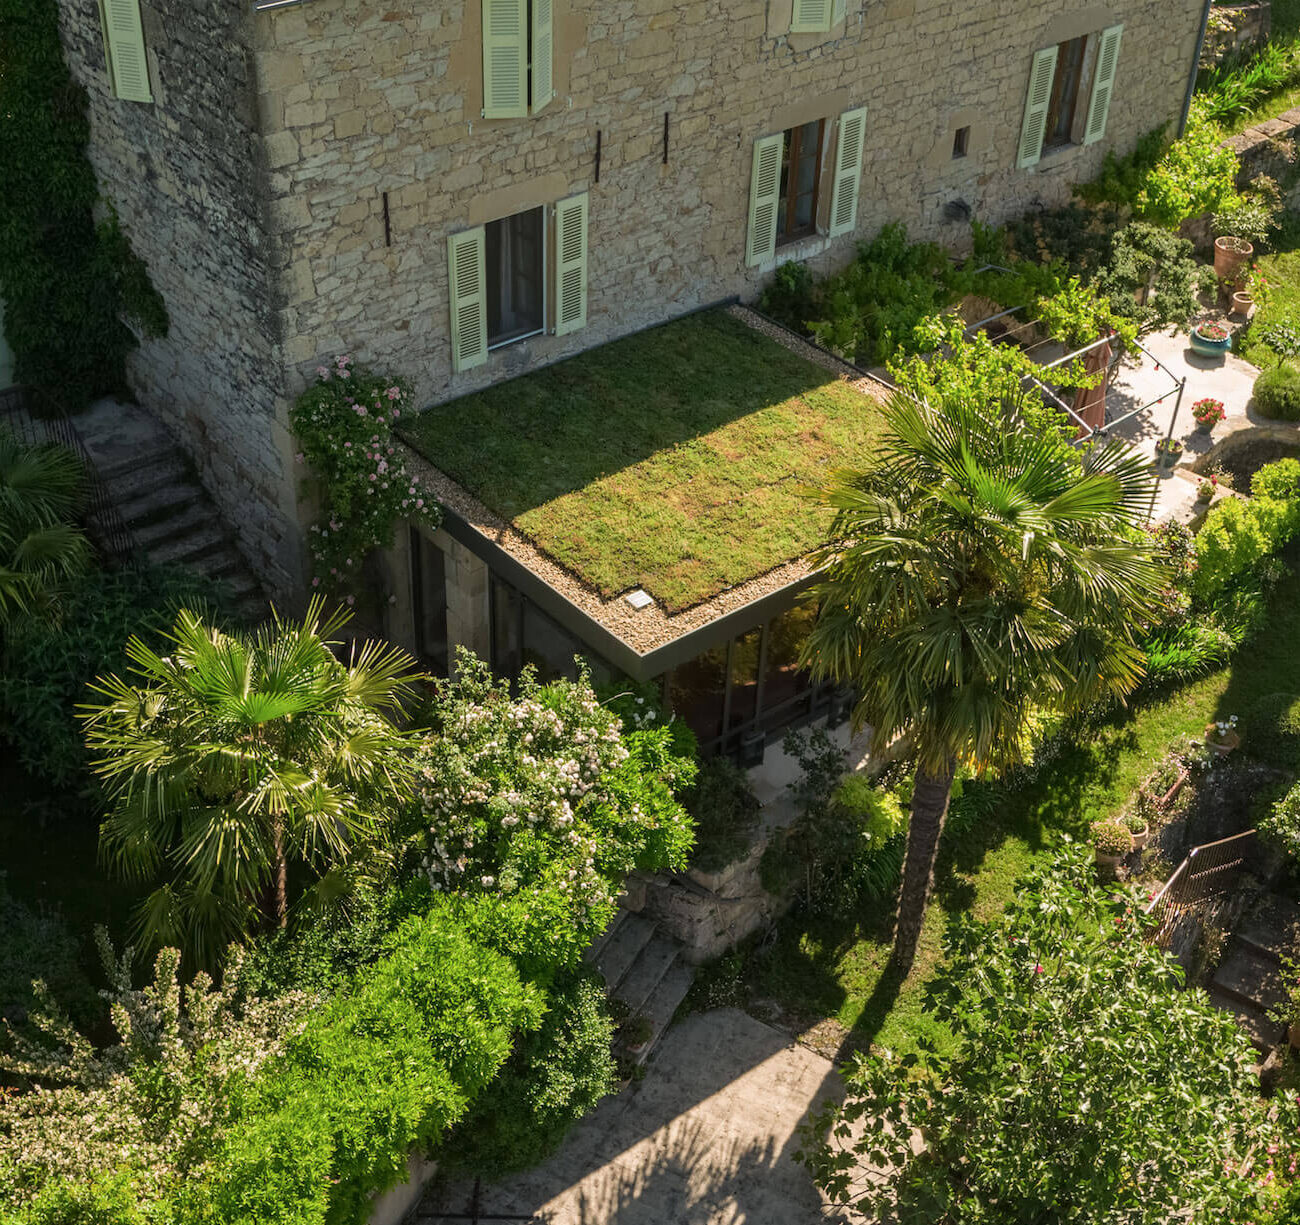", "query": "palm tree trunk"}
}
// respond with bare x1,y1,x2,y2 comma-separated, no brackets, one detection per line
890,758,957,977
273,821,288,928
